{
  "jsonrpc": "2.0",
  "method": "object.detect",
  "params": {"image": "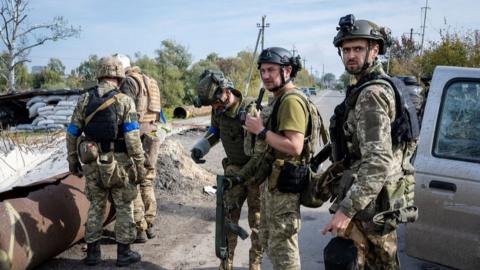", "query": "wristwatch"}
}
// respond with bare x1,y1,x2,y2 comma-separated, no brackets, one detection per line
257,128,268,140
